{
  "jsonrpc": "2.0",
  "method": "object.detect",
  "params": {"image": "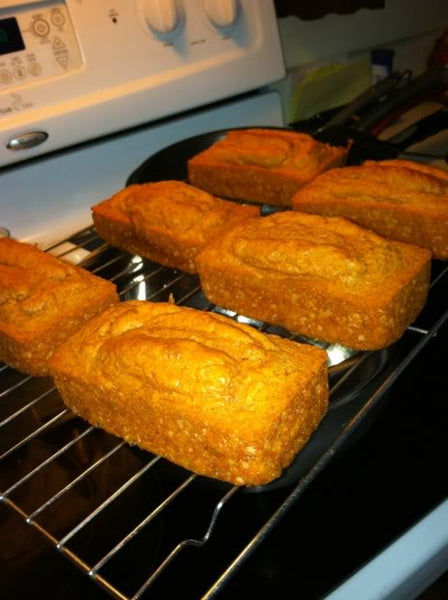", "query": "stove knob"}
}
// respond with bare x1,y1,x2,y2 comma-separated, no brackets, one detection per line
142,0,180,34
204,0,239,28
